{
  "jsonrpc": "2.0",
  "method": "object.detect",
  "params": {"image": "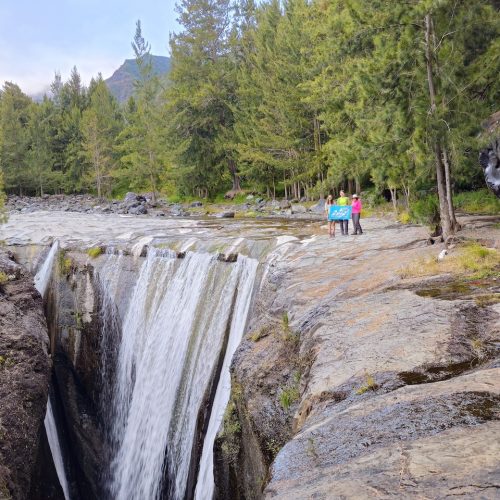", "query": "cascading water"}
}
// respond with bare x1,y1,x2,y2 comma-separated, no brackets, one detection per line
44,398,71,500
34,241,71,500
96,248,258,500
